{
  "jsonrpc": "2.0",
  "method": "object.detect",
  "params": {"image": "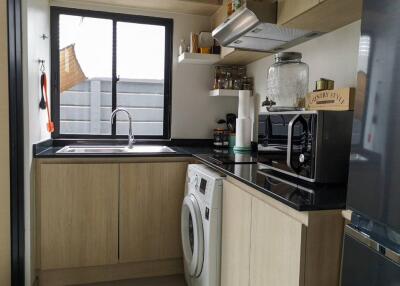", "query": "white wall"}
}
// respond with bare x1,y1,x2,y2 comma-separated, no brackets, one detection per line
247,20,361,111
51,0,238,139
22,2,236,284
22,0,51,284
